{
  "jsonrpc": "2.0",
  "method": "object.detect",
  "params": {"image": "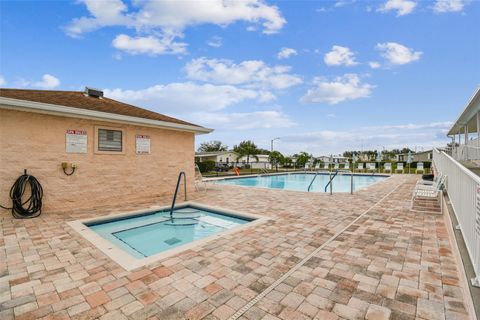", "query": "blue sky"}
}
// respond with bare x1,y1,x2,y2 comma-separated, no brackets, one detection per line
1,0,479,155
